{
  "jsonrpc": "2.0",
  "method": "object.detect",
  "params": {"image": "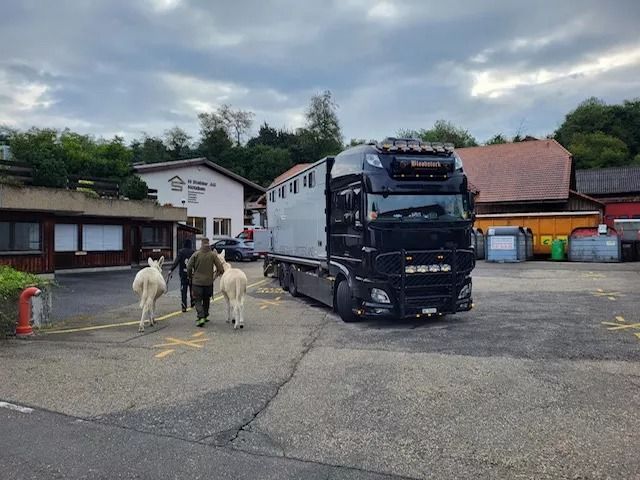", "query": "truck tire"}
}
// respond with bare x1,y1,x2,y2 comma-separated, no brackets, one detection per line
289,271,299,297
278,265,289,291
336,280,357,323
